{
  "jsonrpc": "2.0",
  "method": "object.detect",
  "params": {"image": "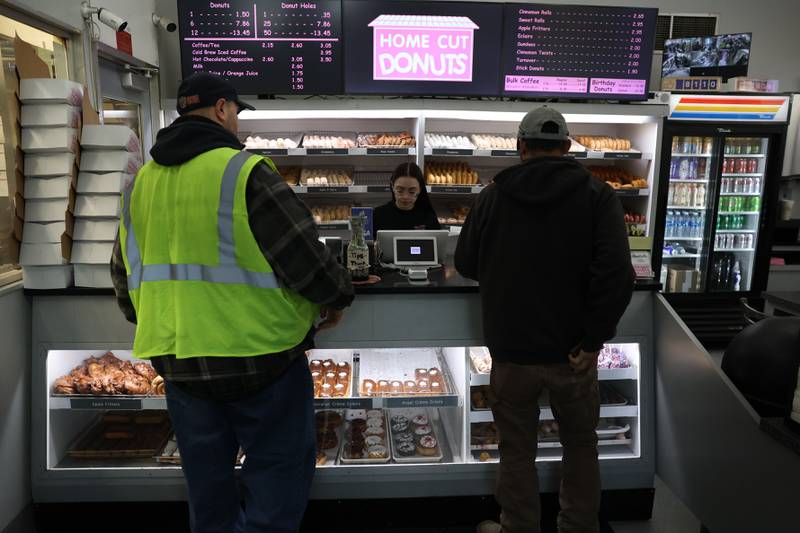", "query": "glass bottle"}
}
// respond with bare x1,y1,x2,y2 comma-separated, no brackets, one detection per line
347,215,370,282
